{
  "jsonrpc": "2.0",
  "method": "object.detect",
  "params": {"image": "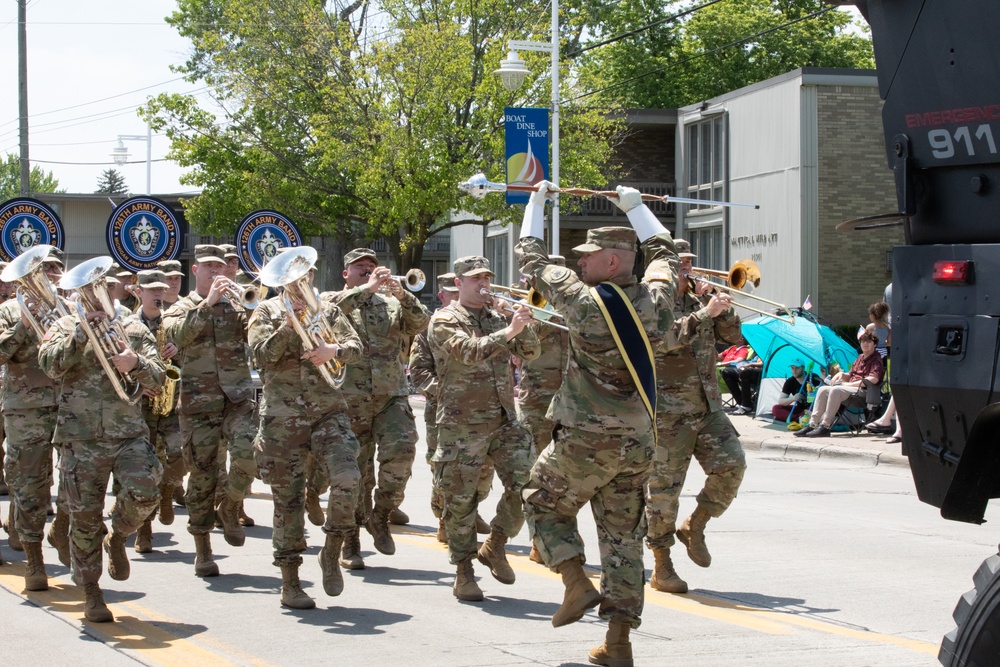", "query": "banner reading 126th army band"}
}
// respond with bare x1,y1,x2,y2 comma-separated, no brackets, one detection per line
0,197,65,262
236,210,304,277
107,196,185,271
